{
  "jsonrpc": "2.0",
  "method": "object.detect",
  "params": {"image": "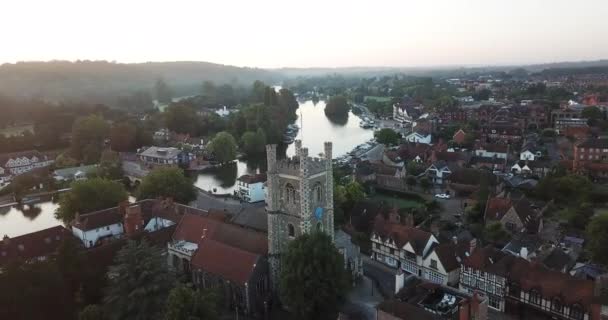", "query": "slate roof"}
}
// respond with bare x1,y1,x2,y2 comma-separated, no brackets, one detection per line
54,165,98,179
542,248,574,272
0,226,78,266
138,146,181,159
